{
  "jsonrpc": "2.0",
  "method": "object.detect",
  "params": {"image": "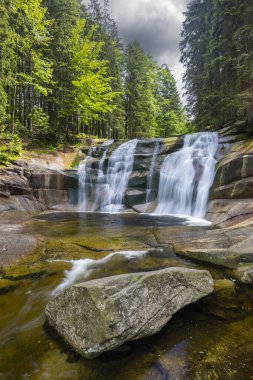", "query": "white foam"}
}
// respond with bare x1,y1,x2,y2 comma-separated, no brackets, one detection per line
52,250,147,296
155,132,218,218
